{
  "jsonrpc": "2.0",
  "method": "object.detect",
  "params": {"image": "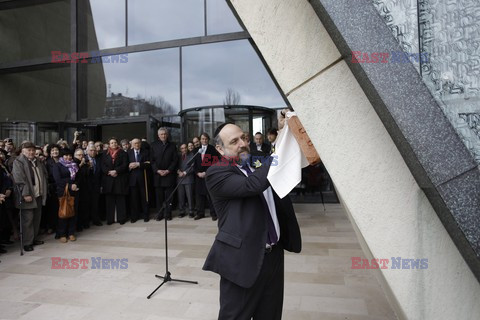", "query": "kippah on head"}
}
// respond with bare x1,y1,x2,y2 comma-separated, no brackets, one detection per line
214,122,234,138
